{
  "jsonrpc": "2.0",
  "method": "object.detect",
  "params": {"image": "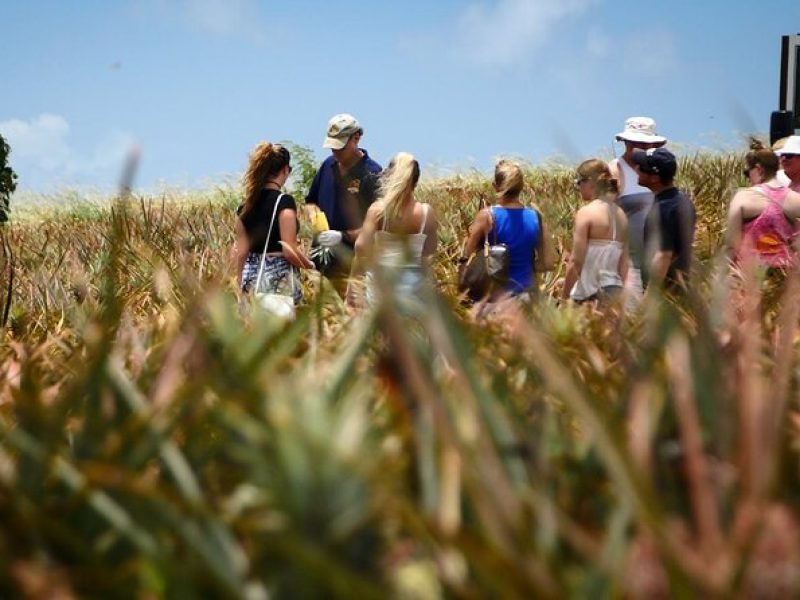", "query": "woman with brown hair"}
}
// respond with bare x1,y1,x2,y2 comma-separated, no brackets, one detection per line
233,142,313,303
562,159,629,303
727,139,800,267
